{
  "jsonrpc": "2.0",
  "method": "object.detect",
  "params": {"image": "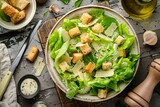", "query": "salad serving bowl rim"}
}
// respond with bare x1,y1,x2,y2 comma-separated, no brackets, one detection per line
45,5,140,102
